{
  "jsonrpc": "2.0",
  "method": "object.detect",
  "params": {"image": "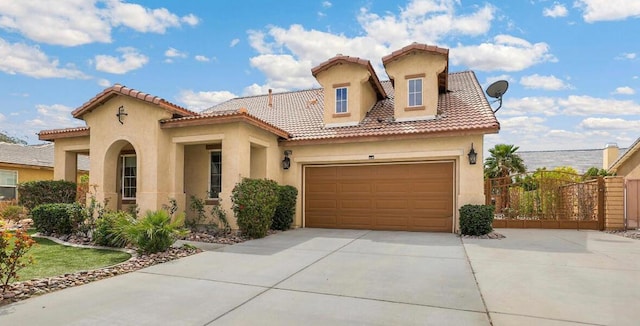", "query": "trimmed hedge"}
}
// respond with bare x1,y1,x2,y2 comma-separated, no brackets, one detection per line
459,204,495,236
271,185,298,231
31,203,85,235
231,178,279,238
18,180,77,210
